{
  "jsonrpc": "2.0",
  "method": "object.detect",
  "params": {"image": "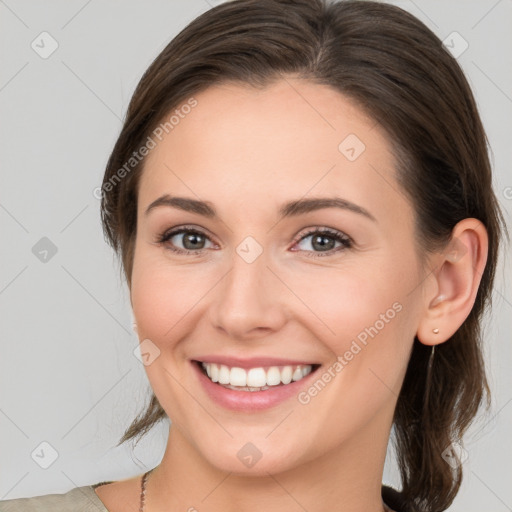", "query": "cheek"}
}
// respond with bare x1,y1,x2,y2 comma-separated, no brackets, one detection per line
130,247,220,348
131,266,187,341
131,272,171,342
290,266,417,445
286,254,419,409
281,257,414,350
129,253,213,415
